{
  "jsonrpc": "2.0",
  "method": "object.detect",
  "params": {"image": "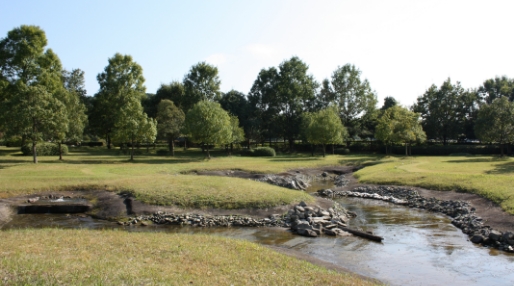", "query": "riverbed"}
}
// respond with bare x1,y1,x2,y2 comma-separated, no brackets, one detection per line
4,194,514,285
